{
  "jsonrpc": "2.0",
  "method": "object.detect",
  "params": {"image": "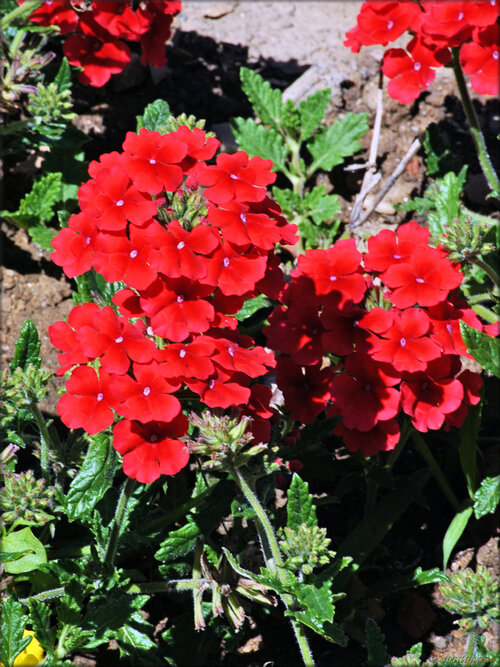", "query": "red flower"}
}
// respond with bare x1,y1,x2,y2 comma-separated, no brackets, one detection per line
155,337,216,380
63,34,131,87
428,299,483,357
330,353,400,432
368,309,442,373
351,1,422,48
296,238,365,304
203,240,268,296
382,246,462,308
26,0,79,35
91,1,150,41
137,2,180,68
206,201,283,250
460,25,500,96
113,415,189,483
337,418,400,457
382,36,450,104
58,366,117,435
48,303,101,374
420,1,490,47
172,126,220,174
110,361,181,422
320,295,369,357
363,221,430,274
186,369,251,409
276,356,332,424
213,338,275,377
51,211,98,278
122,129,187,195
401,356,464,432
197,151,275,205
